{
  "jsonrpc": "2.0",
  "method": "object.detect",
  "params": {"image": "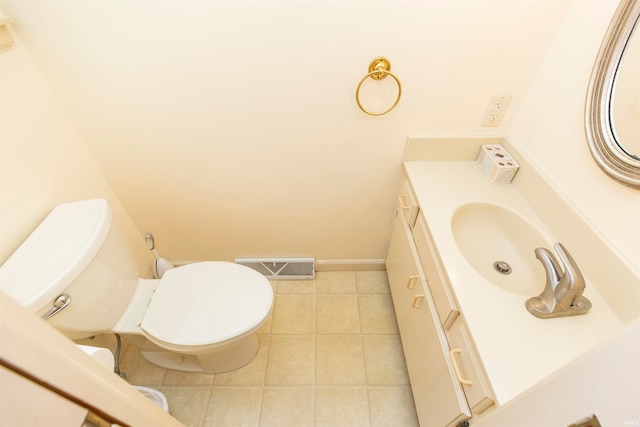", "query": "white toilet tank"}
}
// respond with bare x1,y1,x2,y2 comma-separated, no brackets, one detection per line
0,199,139,340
